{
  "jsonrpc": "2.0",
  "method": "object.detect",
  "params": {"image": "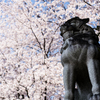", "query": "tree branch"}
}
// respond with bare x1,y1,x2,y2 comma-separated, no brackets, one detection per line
41,30,47,58
0,97,5,100
30,27,42,50
19,84,30,98
83,0,93,6
46,38,53,57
